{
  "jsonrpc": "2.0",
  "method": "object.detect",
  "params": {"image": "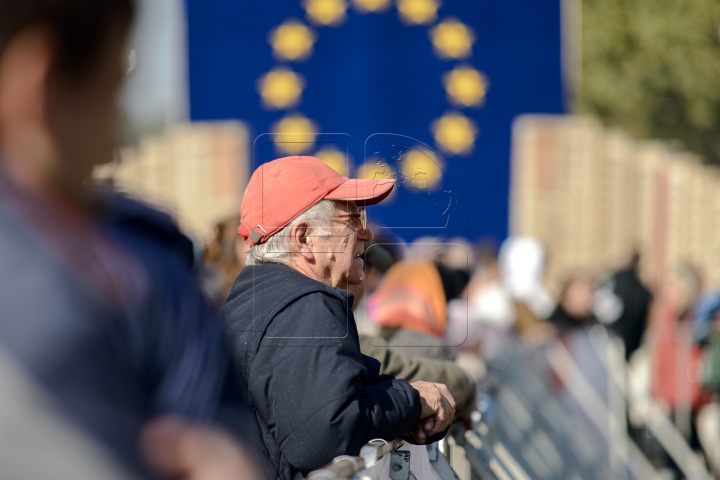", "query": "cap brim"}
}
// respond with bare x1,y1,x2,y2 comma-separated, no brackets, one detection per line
324,178,396,206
